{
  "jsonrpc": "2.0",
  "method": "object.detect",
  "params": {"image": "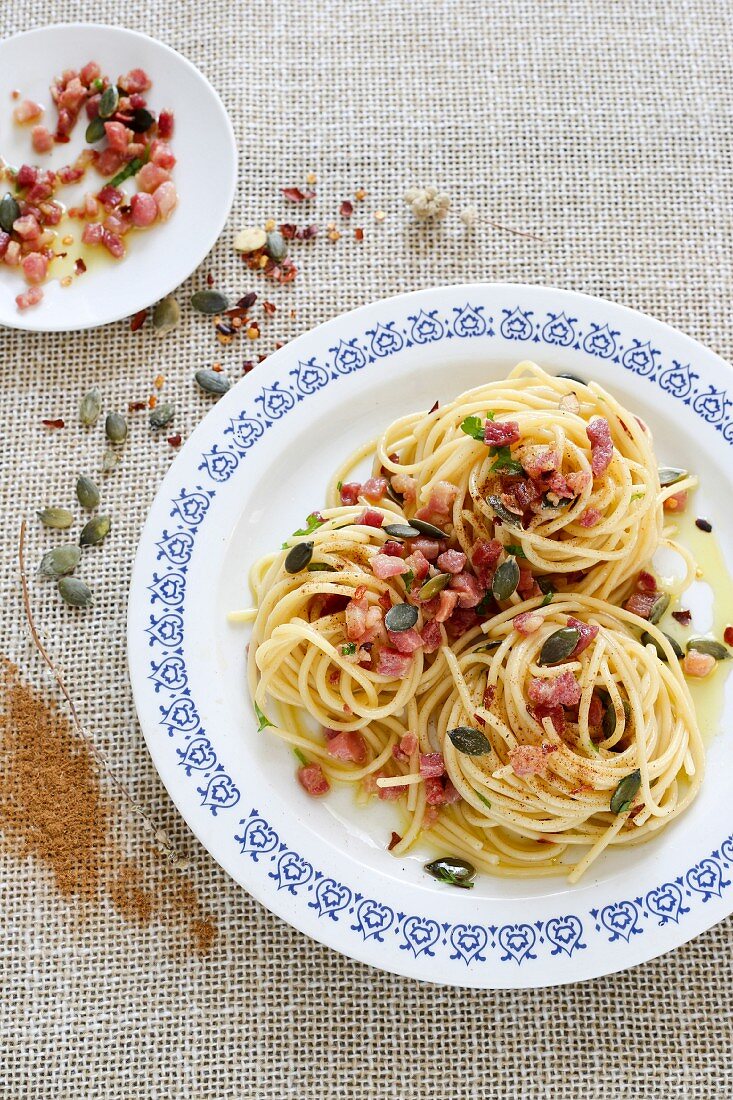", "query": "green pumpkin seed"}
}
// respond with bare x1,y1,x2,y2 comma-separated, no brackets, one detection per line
58,576,93,608
102,448,120,473
79,387,102,427
306,562,337,572
418,572,451,600
152,296,180,336
284,541,314,573
128,107,155,133
385,603,419,632
383,523,421,539
37,507,74,530
385,482,404,507
80,514,111,546
492,557,520,601
265,230,288,262
84,115,106,143
425,857,476,889
487,494,521,527
598,689,631,738
648,593,670,625
38,544,81,578
448,726,492,756
105,412,128,444
641,630,683,661
538,626,580,666
0,192,20,233
610,769,641,814
195,369,231,396
98,84,119,119
658,466,687,487
76,475,100,511
149,403,175,429
191,289,229,314
686,637,732,660
408,518,447,539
